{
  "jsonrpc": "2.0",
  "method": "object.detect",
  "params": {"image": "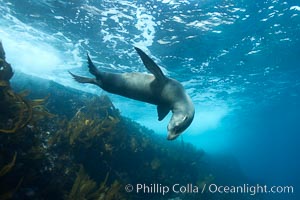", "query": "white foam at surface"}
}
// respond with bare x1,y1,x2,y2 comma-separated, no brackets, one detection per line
133,6,156,47
247,50,261,55
290,6,300,11
54,16,64,20
81,4,103,16
186,9,236,31
157,40,171,45
0,7,84,83
173,16,185,23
